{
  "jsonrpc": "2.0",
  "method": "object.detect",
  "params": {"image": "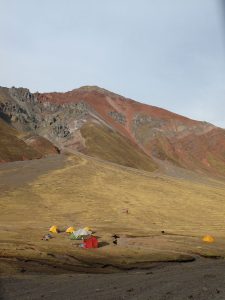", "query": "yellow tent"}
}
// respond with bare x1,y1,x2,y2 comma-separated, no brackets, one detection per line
66,226,75,234
202,235,215,243
83,226,92,232
49,225,58,234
